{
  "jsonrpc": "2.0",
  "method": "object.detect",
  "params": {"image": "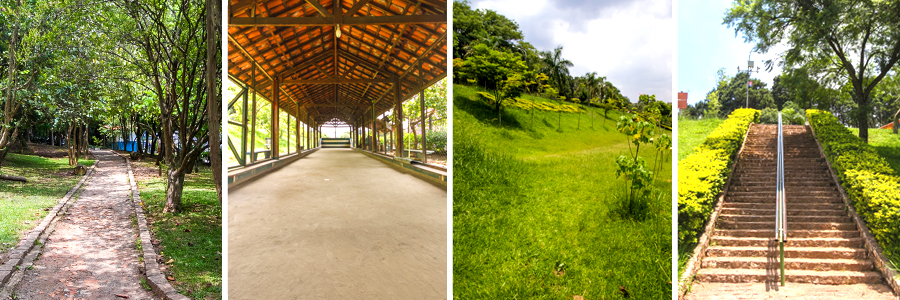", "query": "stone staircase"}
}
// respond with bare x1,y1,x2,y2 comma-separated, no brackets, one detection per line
695,124,884,285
